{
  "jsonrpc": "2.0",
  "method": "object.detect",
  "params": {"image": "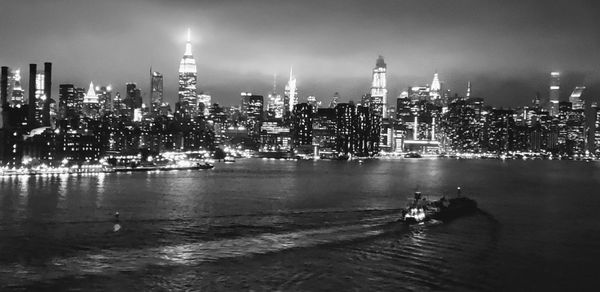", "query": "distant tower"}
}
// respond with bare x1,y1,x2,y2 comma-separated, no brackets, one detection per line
284,67,297,117
429,72,441,101
549,72,560,116
532,92,541,108
82,81,100,119
370,55,387,118
569,86,585,110
178,28,198,118
466,81,472,98
150,69,163,115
